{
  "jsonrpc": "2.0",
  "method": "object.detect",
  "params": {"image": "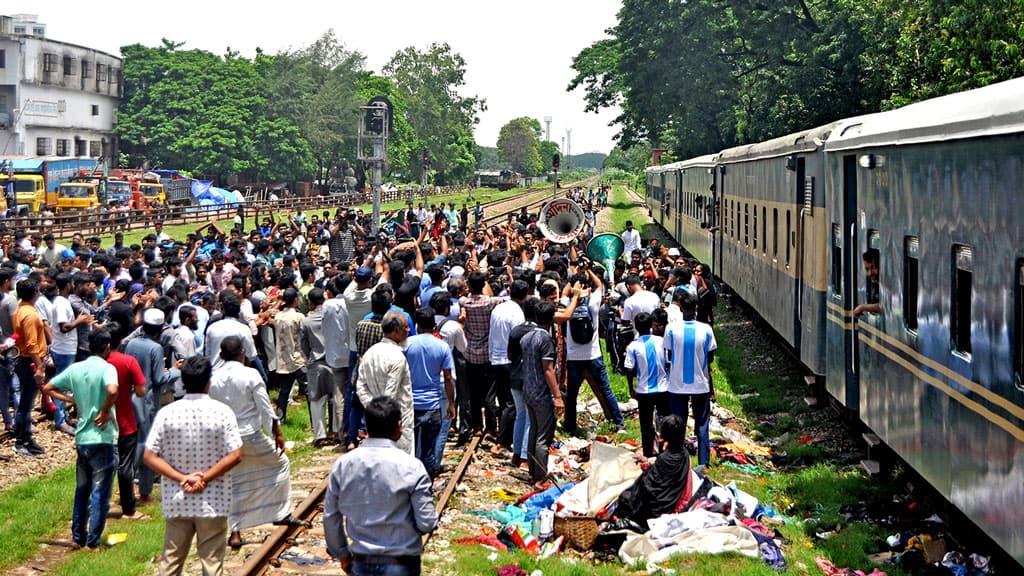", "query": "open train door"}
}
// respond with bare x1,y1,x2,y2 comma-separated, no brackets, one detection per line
825,153,861,412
